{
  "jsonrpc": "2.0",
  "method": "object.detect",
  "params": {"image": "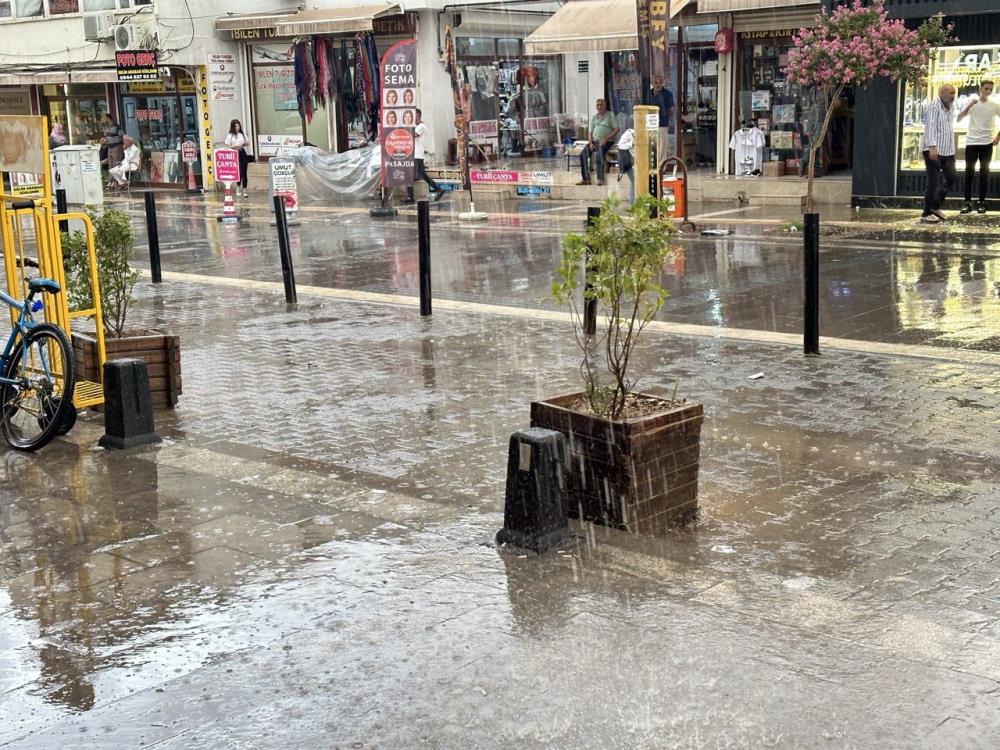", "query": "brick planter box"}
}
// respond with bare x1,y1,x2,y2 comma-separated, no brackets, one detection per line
531,393,704,535
72,331,182,408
